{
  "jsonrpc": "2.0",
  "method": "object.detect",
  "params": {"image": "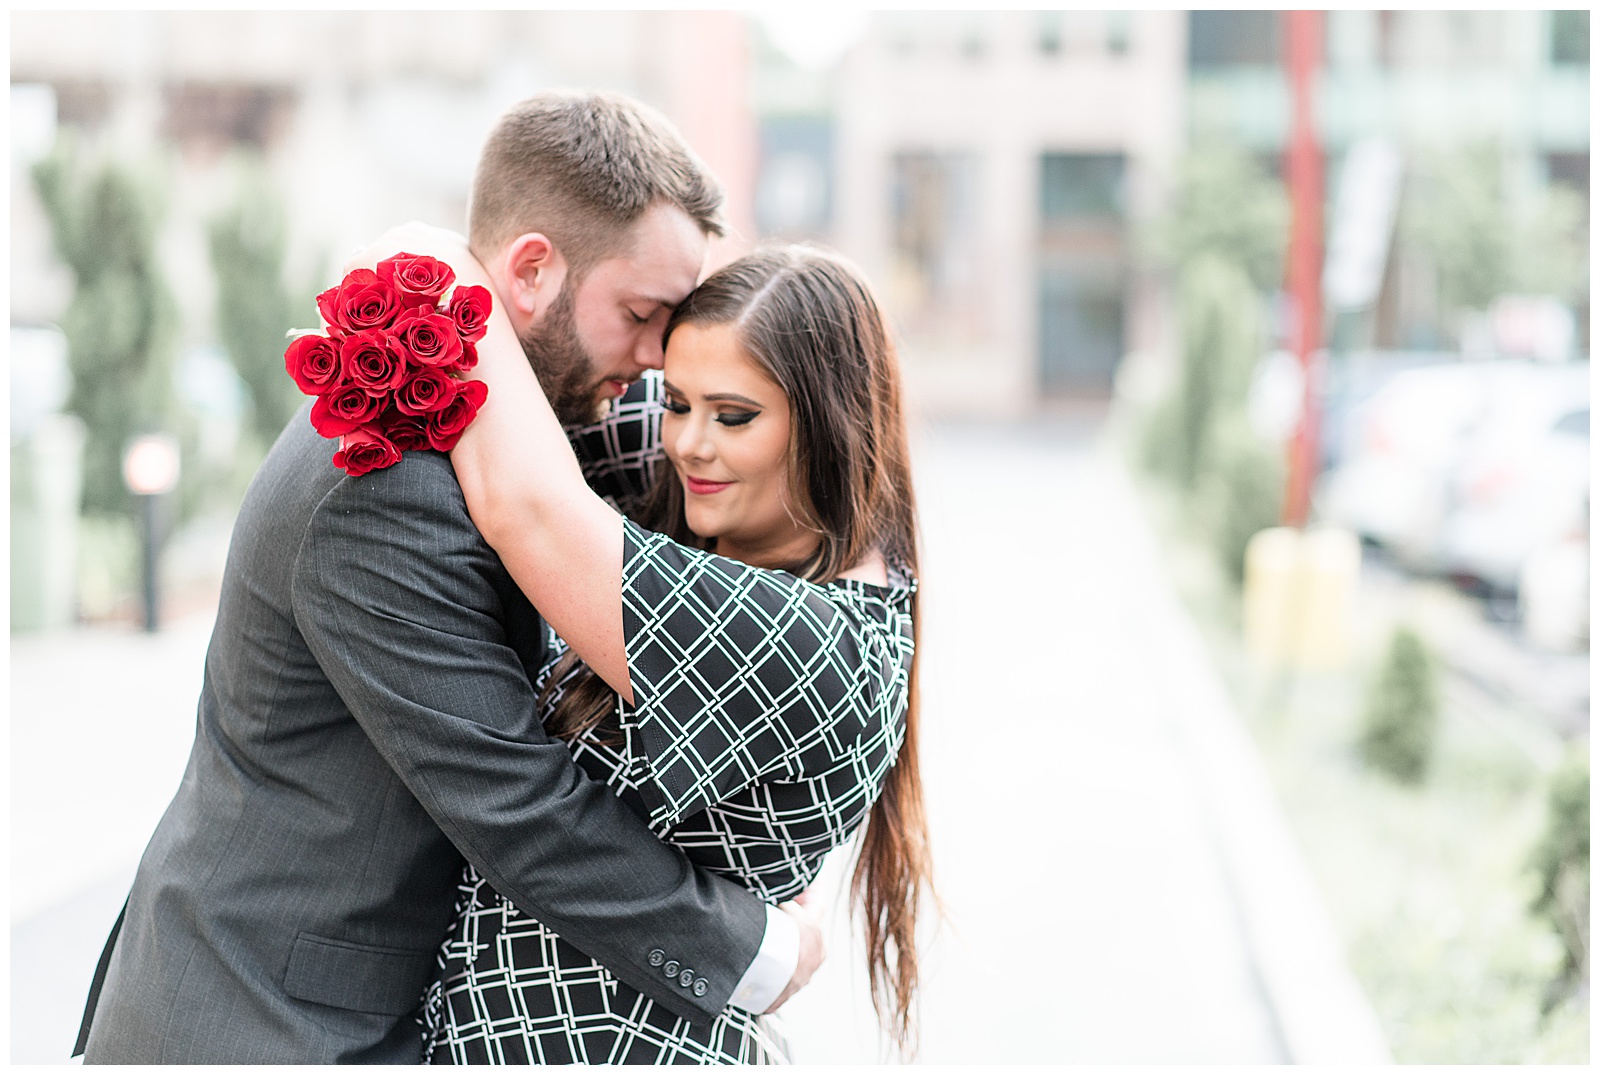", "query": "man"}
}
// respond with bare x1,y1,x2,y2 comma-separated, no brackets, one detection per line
79,92,822,1064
